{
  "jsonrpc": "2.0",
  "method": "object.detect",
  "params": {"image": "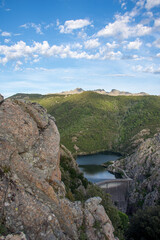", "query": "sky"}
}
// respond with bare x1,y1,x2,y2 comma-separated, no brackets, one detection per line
0,0,160,97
